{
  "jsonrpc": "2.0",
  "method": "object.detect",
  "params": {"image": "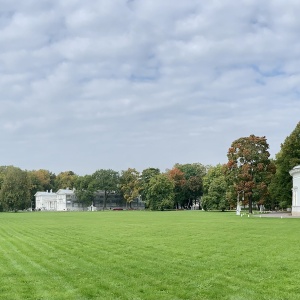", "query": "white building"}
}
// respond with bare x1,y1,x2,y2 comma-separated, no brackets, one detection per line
35,190,57,211
56,188,77,211
289,165,300,216
35,188,81,211
35,189,144,211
